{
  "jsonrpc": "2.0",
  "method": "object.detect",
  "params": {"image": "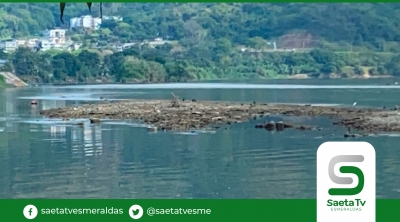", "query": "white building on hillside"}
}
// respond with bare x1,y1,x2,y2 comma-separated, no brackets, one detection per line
0,40,17,52
43,28,67,44
70,15,102,30
102,16,123,22
37,40,56,51
43,28,66,38
34,28,68,51
0,59,7,67
26,39,38,48
15,40,26,47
